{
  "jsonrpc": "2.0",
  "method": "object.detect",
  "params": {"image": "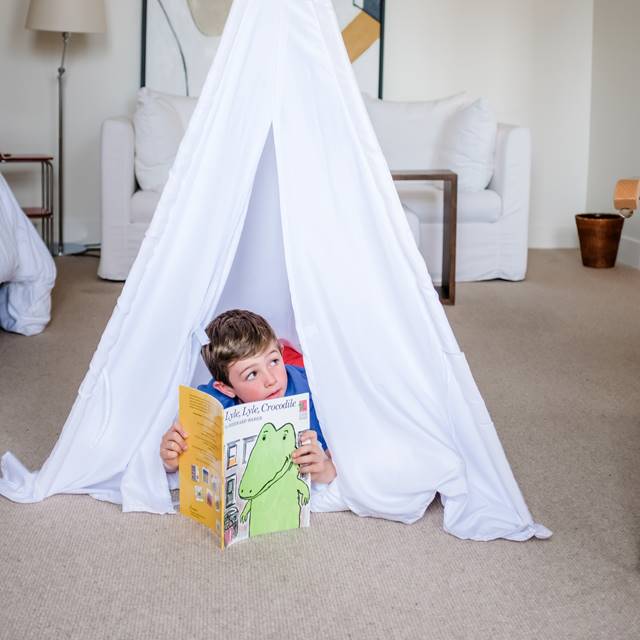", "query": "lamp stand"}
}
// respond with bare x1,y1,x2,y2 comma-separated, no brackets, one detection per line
56,31,86,256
